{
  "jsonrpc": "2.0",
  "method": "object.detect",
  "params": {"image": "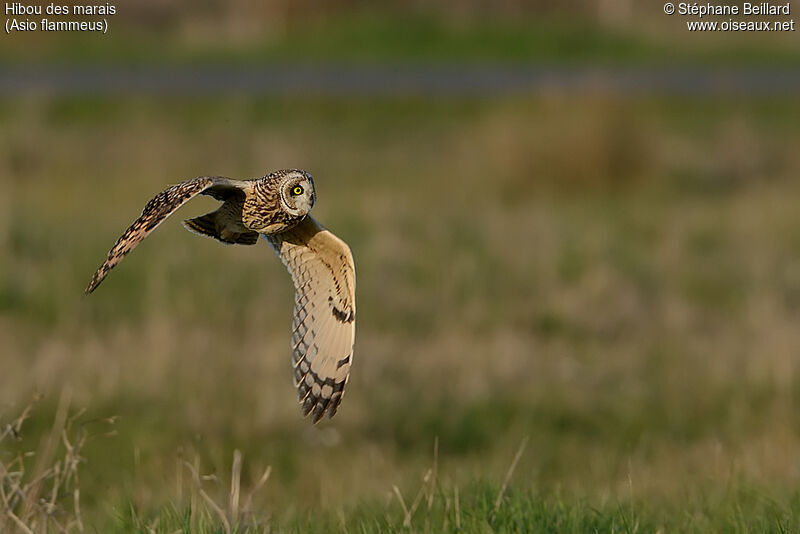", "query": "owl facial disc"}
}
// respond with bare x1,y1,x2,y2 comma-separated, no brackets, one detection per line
279,170,315,217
